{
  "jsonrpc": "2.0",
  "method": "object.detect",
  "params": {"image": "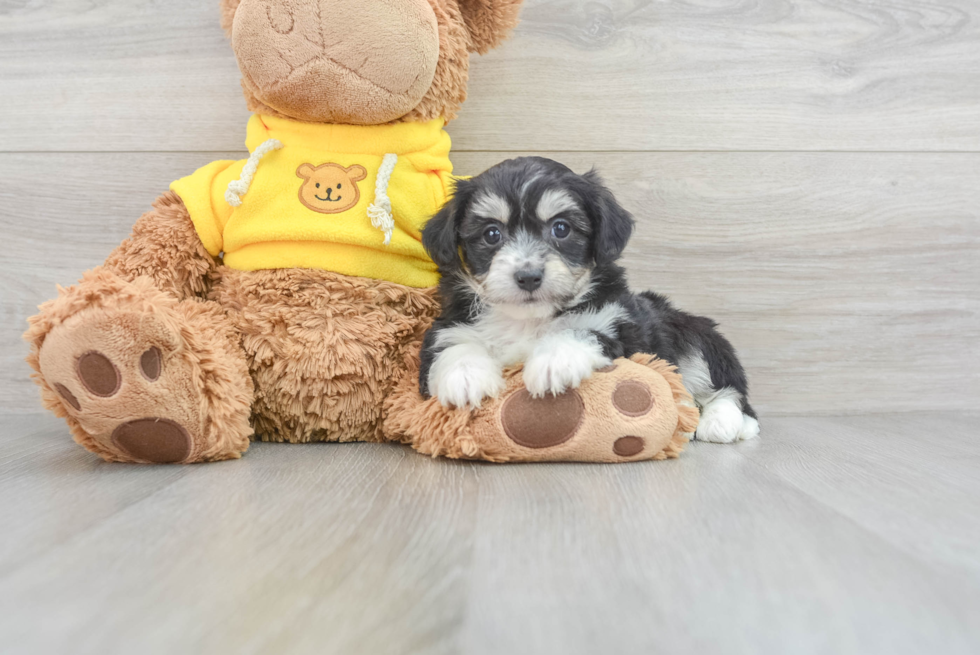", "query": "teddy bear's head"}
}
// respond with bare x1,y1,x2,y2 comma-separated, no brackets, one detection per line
219,0,522,125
